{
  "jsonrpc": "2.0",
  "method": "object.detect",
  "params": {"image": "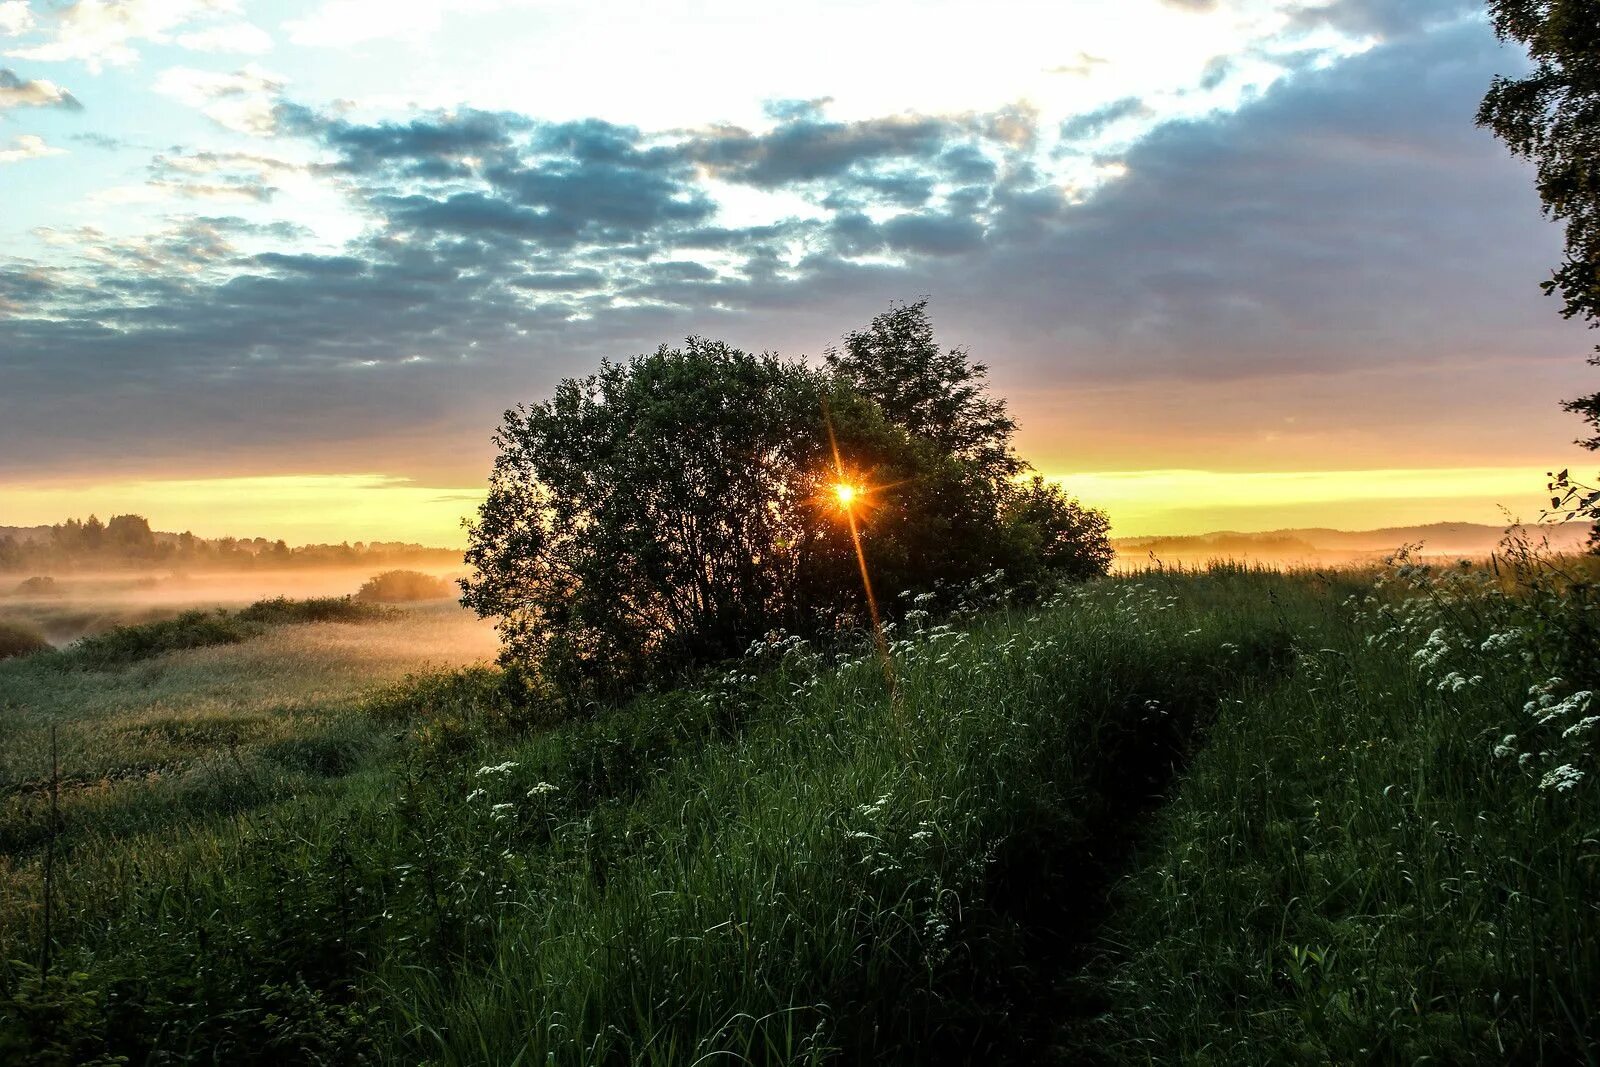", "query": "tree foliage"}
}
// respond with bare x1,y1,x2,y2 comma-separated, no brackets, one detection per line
1479,0,1600,453
826,298,1023,481
463,305,1113,697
